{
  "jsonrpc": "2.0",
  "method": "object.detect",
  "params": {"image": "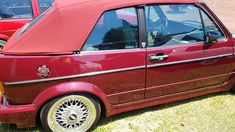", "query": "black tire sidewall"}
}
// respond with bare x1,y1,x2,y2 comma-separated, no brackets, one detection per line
0,39,6,49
